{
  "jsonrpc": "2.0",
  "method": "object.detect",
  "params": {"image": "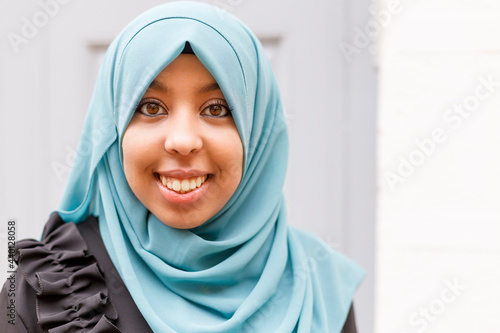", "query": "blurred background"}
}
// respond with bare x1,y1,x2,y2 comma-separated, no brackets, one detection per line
1,0,499,332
